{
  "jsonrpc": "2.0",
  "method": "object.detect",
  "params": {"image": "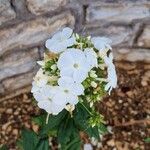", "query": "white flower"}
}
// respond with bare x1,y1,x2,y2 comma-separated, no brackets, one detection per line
104,53,117,94
91,37,112,51
31,69,48,93
33,85,66,115
45,27,76,53
91,37,112,58
57,76,84,104
83,143,93,150
84,48,98,69
57,48,91,83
